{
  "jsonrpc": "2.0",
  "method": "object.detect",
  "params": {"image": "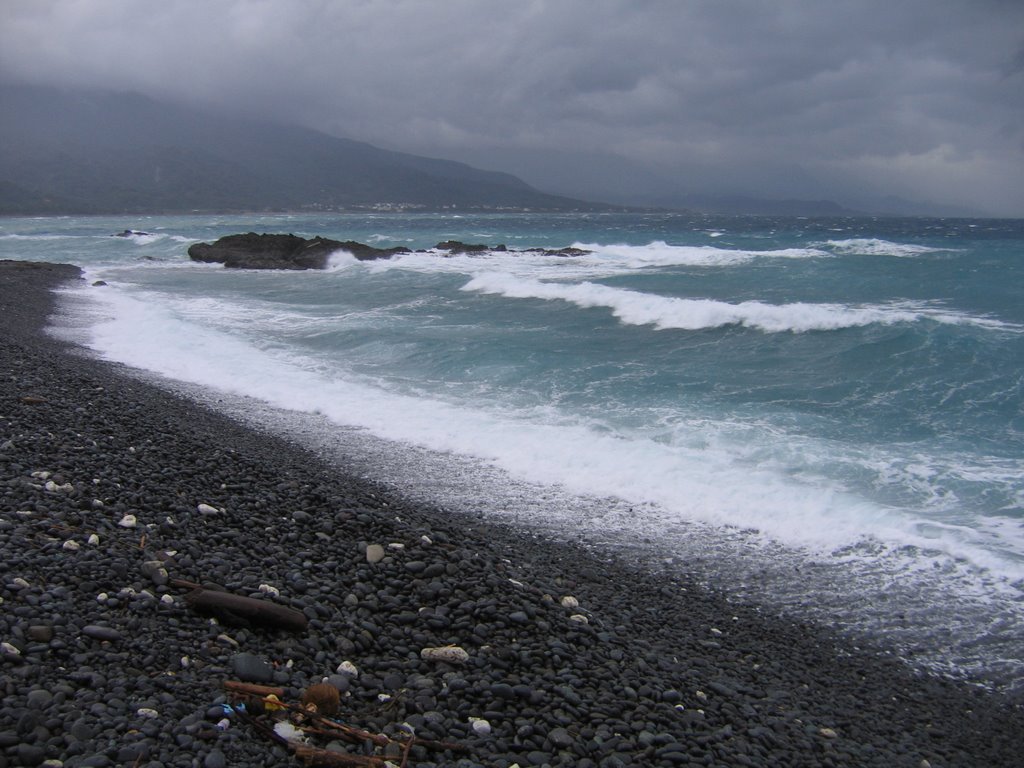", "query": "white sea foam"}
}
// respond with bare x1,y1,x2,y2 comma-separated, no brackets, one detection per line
57,279,1024,588
823,238,951,257
0,233,79,240
460,274,1011,333
363,240,830,280
571,240,830,267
